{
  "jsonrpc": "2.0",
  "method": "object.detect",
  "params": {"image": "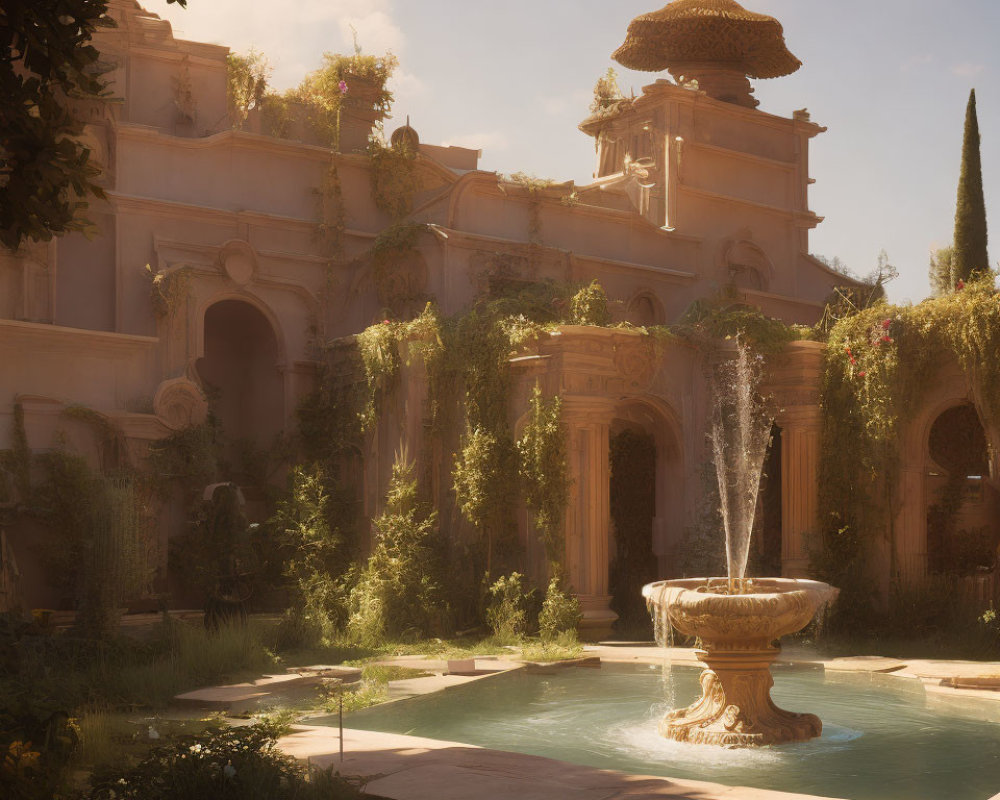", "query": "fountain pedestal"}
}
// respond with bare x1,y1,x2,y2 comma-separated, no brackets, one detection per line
644,577,837,748
661,647,820,746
